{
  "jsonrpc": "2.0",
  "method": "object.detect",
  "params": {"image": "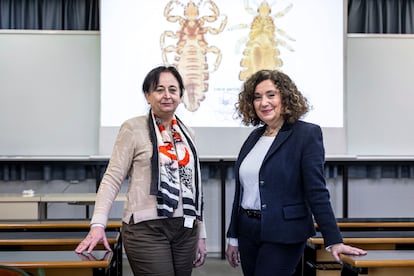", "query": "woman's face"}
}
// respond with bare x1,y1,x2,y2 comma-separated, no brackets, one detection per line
145,72,182,120
253,79,283,127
